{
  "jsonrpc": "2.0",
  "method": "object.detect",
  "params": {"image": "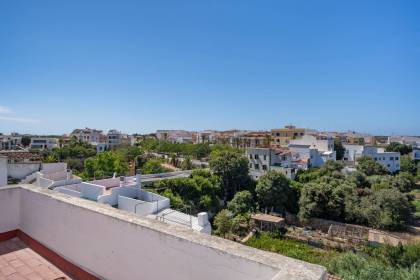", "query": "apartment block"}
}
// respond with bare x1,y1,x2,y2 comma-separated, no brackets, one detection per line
270,125,306,148
30,137,59,150
343,144,401,173
70,127,104,144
